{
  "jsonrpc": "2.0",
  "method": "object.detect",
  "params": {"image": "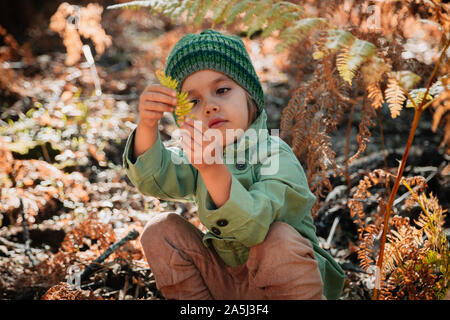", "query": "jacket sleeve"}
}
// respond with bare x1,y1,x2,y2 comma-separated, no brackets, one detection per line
201,143,316,247
122,128,198,202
